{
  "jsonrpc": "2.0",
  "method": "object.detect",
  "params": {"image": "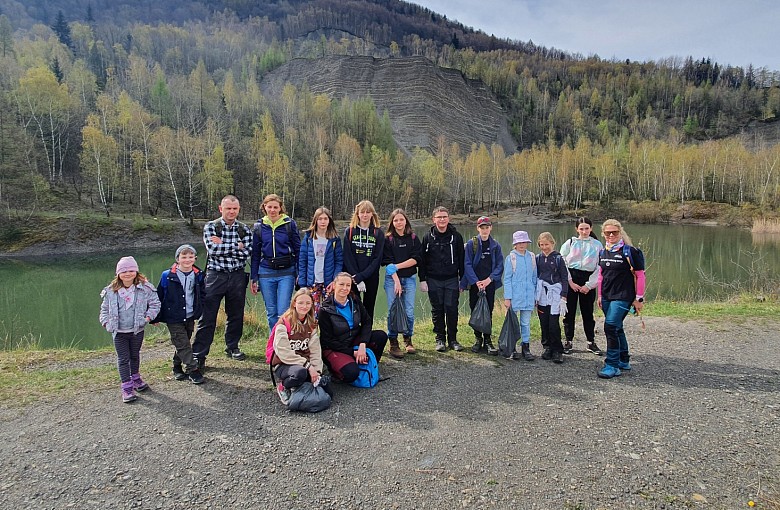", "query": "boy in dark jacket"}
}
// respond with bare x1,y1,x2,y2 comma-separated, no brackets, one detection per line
461,216,504,354
419,206,466,352
156,244,206,384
